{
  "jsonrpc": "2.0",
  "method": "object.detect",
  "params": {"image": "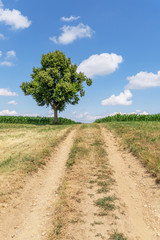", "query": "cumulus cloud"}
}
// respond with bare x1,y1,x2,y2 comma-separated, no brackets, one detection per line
22,113,39,117
77,53,123,78
101,90,132,106
6,50,16,59
75,112,88,119
0,50,2,57
61,16,80,22
0,109,17,116
0,88,18,96
109,111,149,116
86,114,105,121
50,23,94,45
73,111,105,122
8,100,17,105
126,70,160,89
0,8,31,30
0,33,5,39
71,111,77,115
0,61,13,66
